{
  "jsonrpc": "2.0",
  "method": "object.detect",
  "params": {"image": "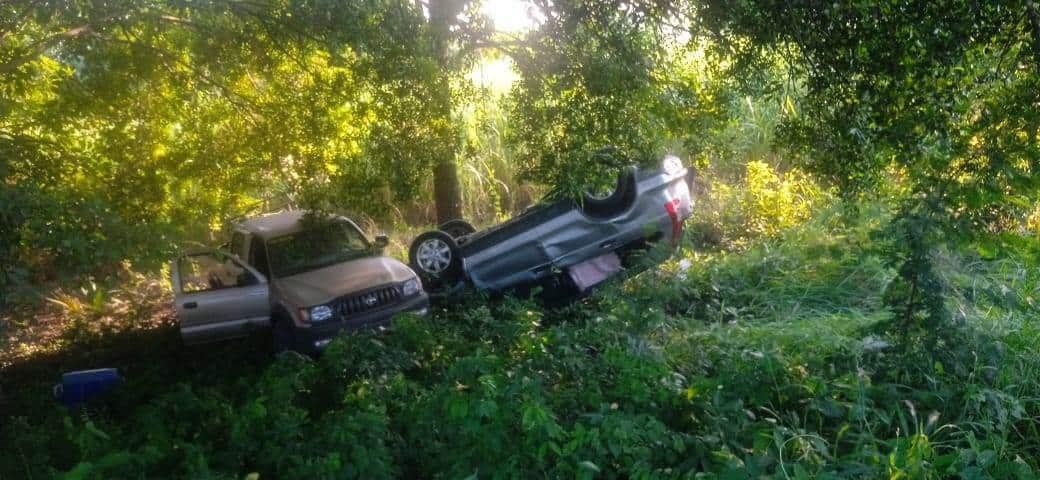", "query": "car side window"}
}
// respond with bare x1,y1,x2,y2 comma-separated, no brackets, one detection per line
249,237,270,278
230,232,246,259
178,252,257,294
